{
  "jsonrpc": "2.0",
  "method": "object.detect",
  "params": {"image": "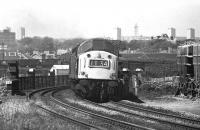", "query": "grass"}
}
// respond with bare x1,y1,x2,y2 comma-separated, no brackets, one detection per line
0,96,81,130
138,83,176,100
